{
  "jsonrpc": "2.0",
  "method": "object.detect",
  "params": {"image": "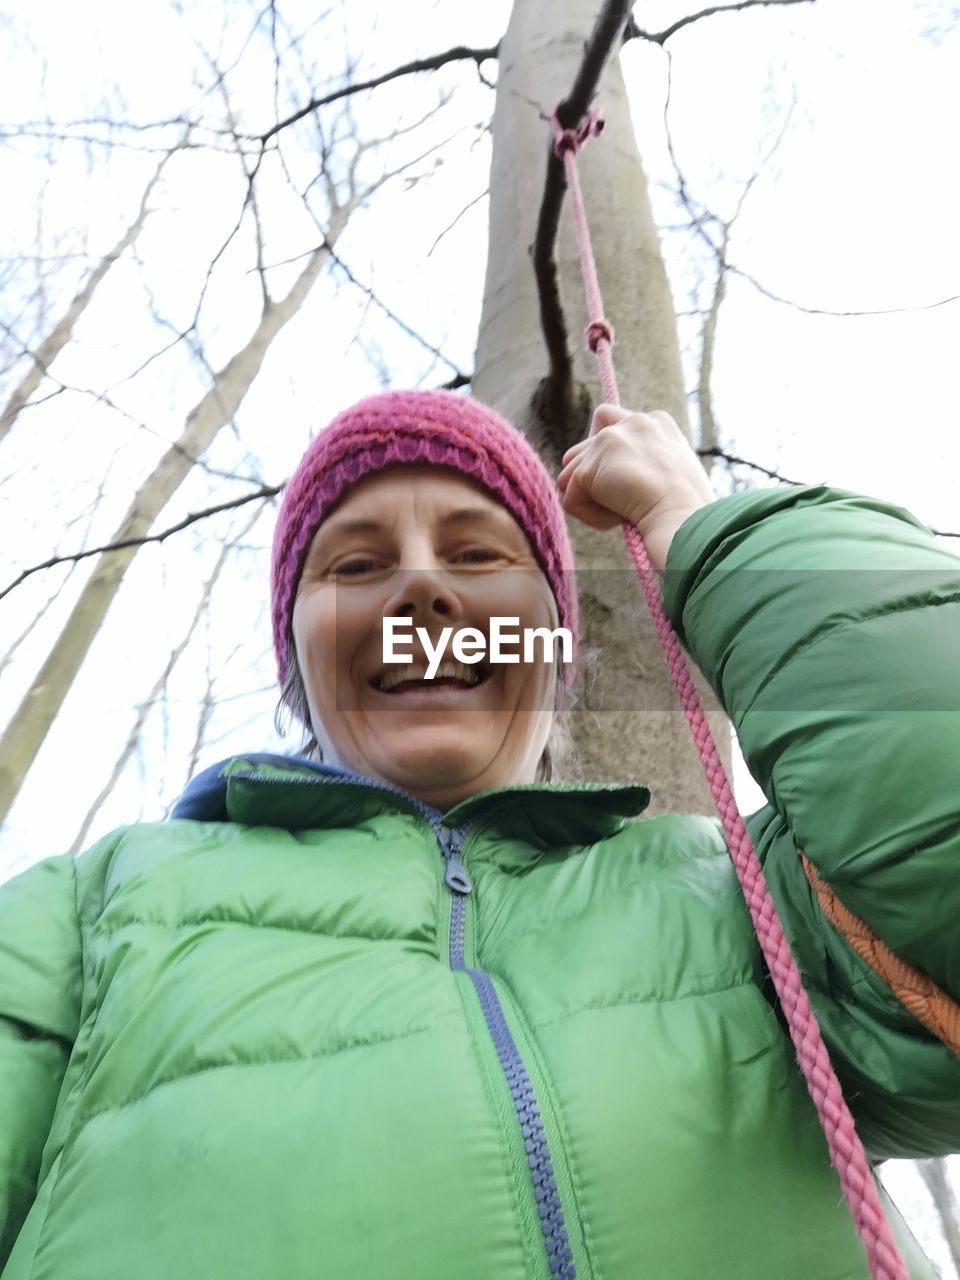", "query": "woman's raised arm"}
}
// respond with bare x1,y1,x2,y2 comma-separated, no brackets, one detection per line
661,482,960,1158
